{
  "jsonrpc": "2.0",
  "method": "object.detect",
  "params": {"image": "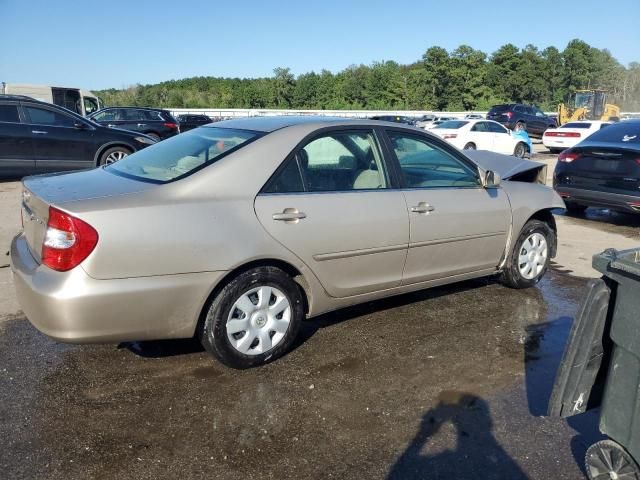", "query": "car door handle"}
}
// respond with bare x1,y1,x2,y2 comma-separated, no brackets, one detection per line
137,123,146,127
31,130,48,135
107,124,116,128
410,202,435,214
272,208,307,223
